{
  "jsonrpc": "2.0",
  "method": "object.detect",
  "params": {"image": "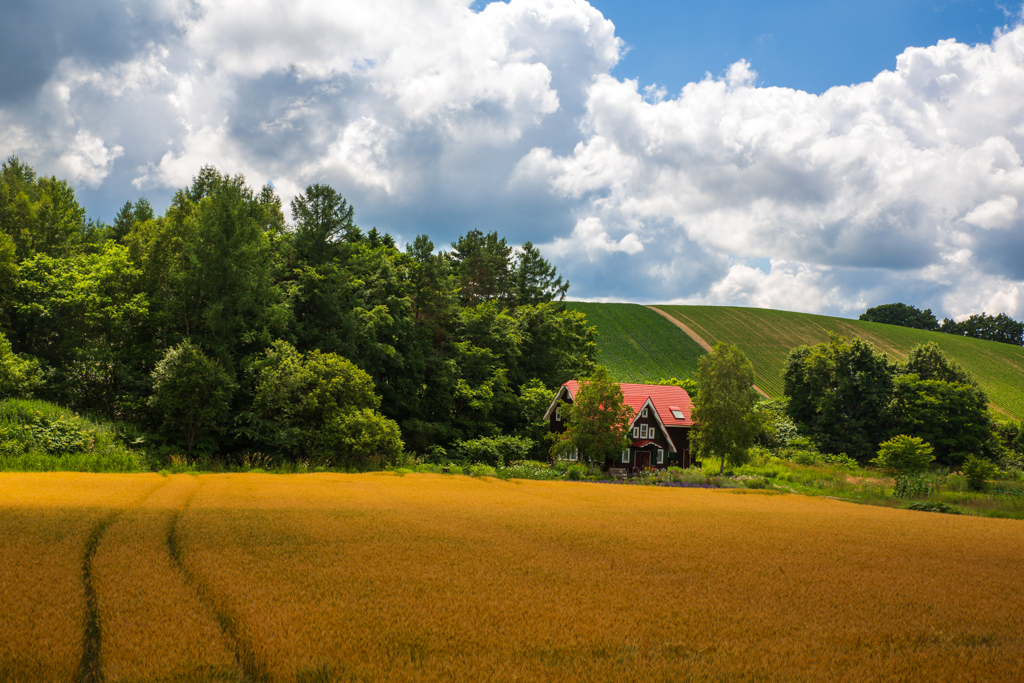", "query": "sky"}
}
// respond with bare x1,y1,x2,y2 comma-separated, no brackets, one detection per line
2,0,1023,320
